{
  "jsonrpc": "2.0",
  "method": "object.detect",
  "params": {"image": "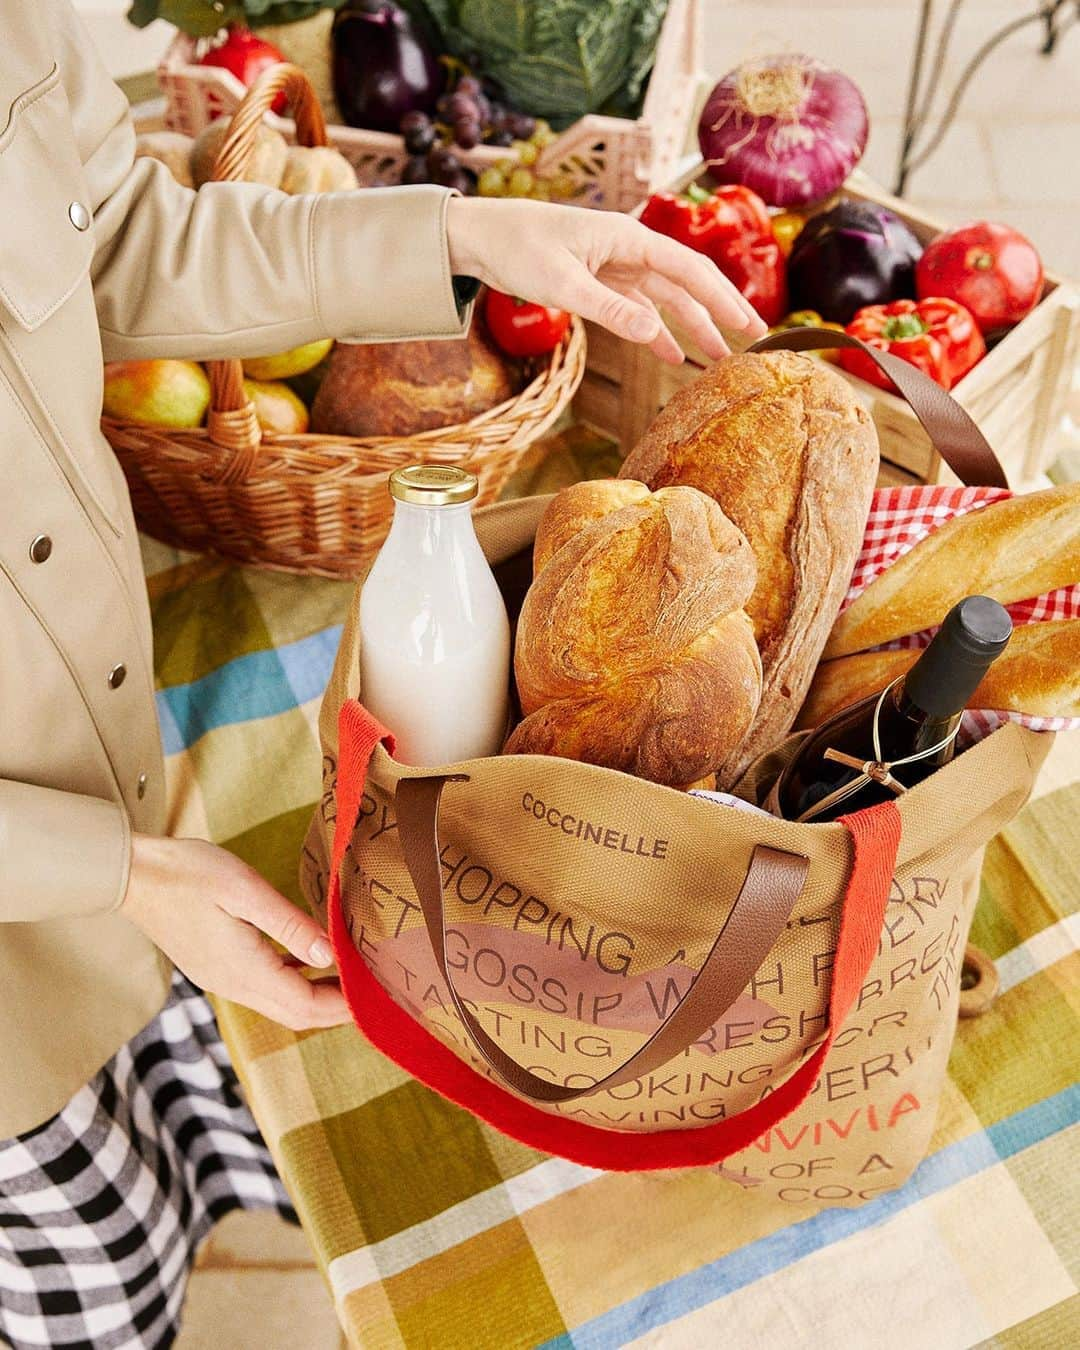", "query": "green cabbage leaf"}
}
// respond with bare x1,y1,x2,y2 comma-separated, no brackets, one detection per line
417,0,669,124
127,1,345,38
